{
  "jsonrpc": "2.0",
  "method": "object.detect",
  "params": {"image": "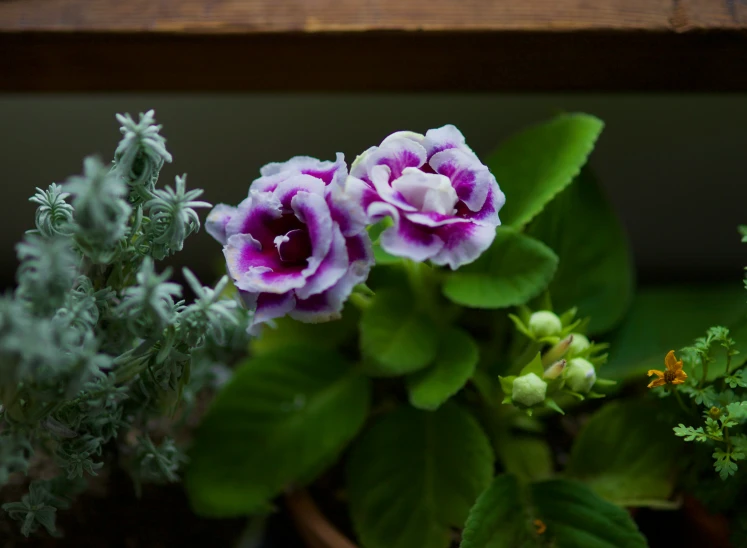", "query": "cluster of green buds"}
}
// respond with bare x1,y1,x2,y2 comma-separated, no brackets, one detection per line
500,307,615,415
